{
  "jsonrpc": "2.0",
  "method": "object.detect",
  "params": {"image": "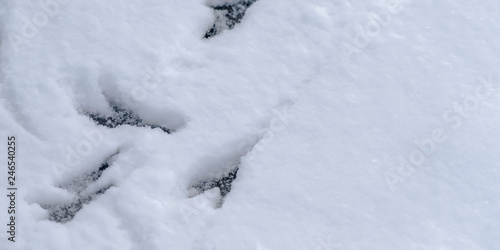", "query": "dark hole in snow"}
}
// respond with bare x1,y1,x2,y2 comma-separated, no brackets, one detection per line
60,152,118,194
88,103,171,133
204,0,257,38
44,185,112,223
190,164,239,199
41,153,117,223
